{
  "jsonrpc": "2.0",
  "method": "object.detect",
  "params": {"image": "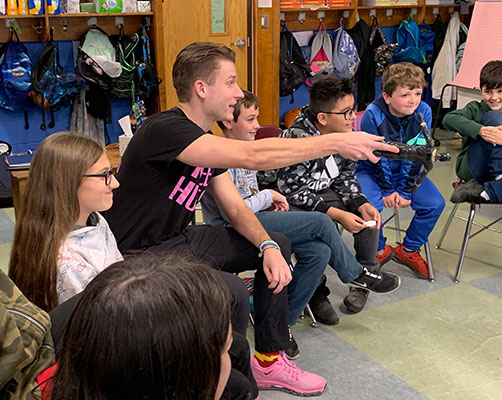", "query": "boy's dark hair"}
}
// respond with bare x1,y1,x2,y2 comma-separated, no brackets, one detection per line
382,62,427,96
217,89,259,131
309,78,354,118
480,60,502,90
173,42,235,103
